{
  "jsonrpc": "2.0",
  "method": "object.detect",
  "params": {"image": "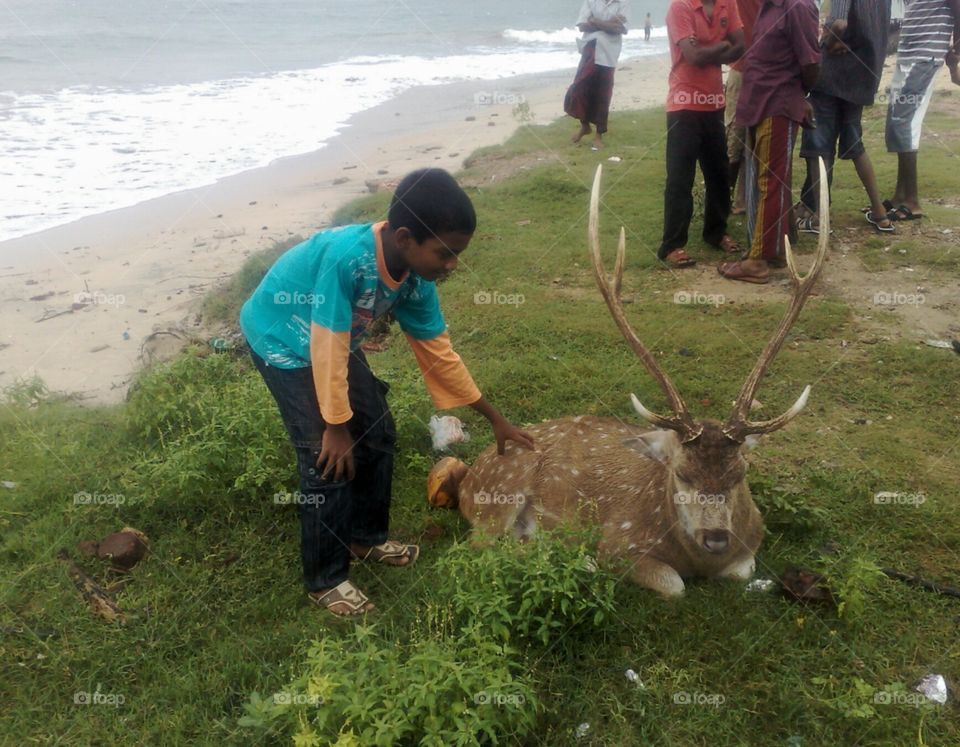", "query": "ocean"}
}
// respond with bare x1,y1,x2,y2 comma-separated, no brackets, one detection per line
0,0,671,244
